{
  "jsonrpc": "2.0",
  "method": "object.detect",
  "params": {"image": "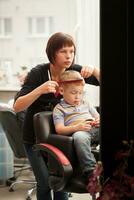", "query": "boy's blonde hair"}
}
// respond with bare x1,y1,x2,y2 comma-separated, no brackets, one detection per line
59,70,85,87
